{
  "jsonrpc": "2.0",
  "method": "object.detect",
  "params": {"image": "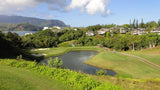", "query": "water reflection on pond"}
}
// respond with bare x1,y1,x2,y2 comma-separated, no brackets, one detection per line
41,51,117,76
